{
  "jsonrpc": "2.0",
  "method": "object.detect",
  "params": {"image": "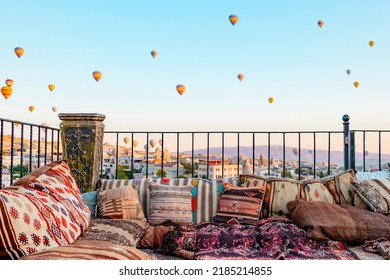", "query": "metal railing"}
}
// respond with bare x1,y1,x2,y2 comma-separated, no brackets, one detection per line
1,114,389,188
0,118,61,188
